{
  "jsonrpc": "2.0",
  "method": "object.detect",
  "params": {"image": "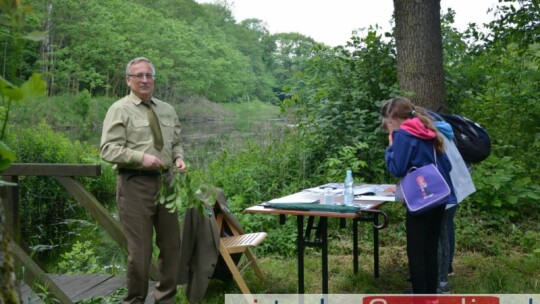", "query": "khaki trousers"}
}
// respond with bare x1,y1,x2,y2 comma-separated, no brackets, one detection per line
117,173,180,304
